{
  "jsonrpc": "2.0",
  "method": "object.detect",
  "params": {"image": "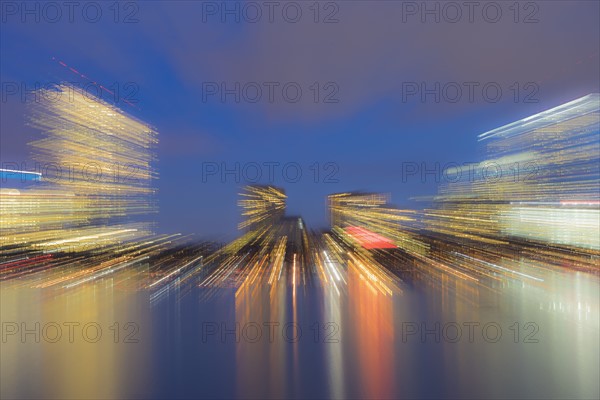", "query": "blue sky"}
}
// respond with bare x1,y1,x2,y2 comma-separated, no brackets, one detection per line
1,1,599,239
